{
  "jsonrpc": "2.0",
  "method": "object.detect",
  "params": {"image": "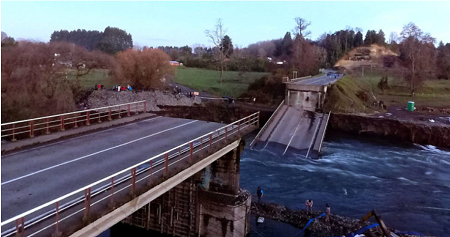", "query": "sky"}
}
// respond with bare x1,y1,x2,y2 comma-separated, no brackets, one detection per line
1,1,450,49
